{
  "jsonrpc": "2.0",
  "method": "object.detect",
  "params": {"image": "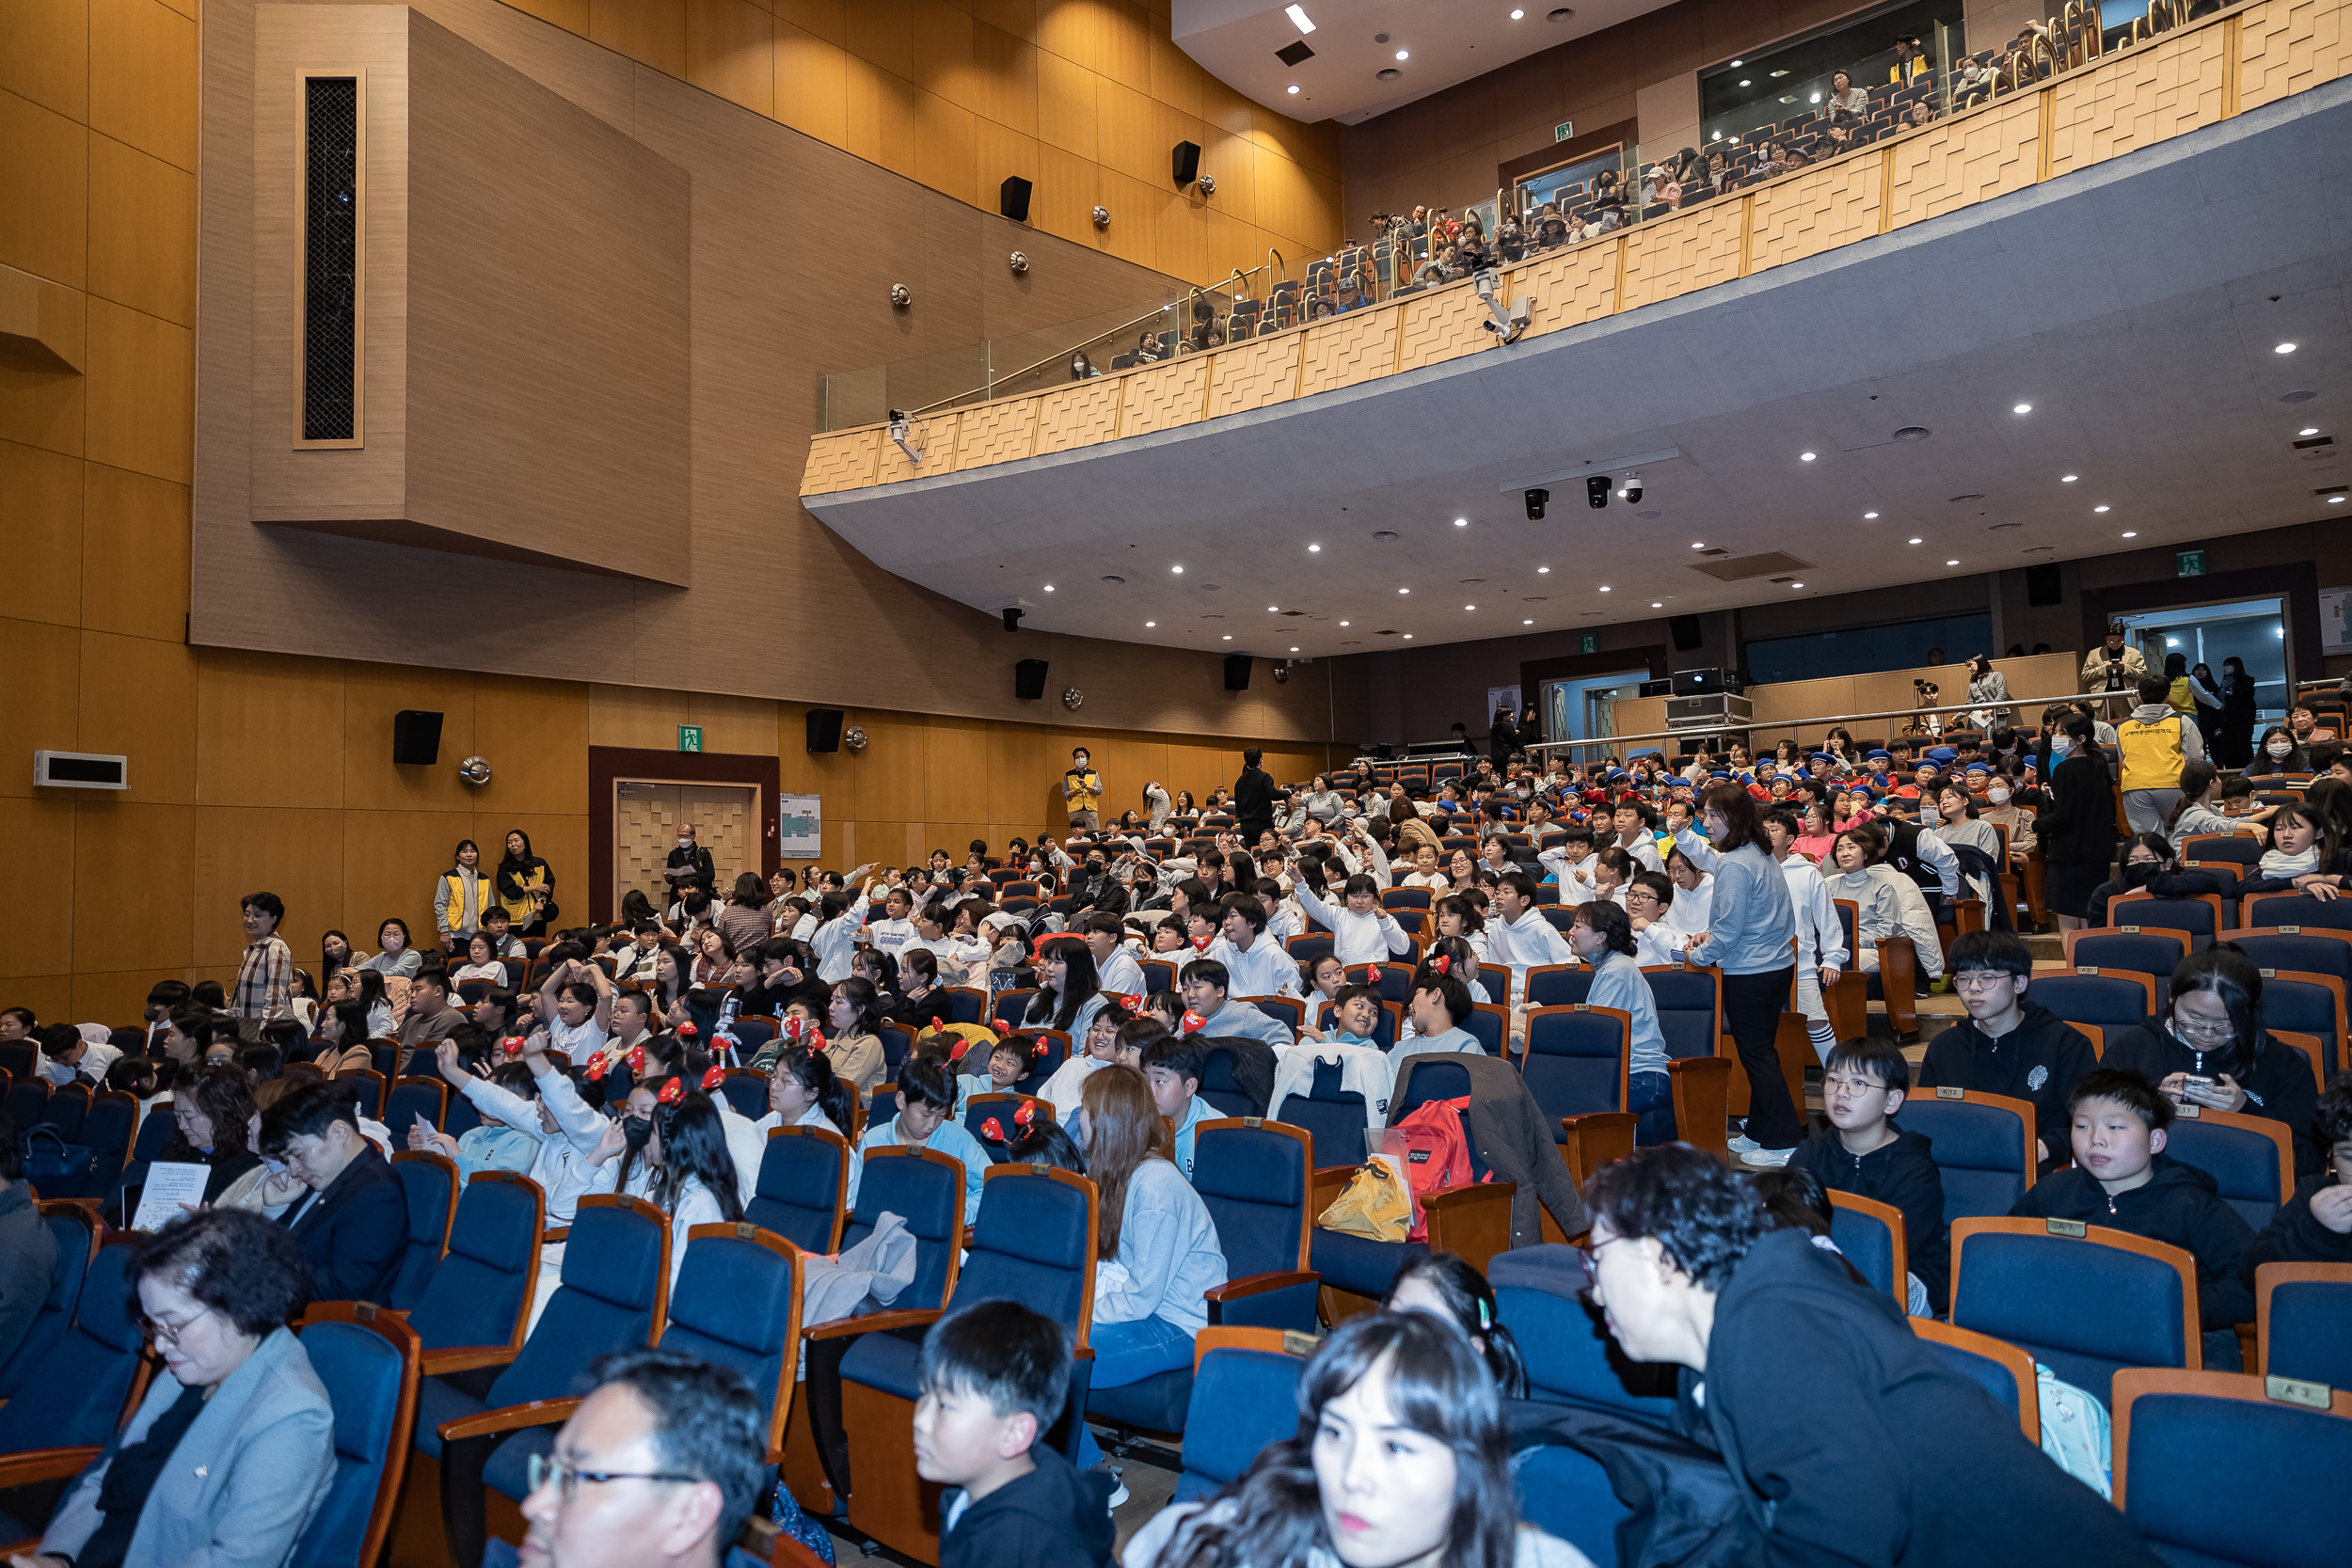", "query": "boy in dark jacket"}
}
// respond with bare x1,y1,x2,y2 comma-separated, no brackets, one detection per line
2243,1072,2352,1278
915,1298,1113,1568
2010,1069,2256,1365
1789,1038,1948,1312
1583,1144,2160,1568
1916,930,2097,1169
